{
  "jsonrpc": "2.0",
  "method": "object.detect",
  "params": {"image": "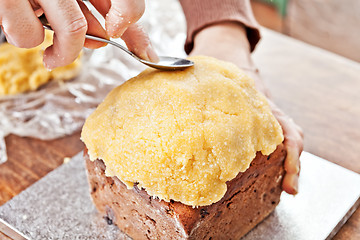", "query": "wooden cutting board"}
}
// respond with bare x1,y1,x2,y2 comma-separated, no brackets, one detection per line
0,133,84,205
